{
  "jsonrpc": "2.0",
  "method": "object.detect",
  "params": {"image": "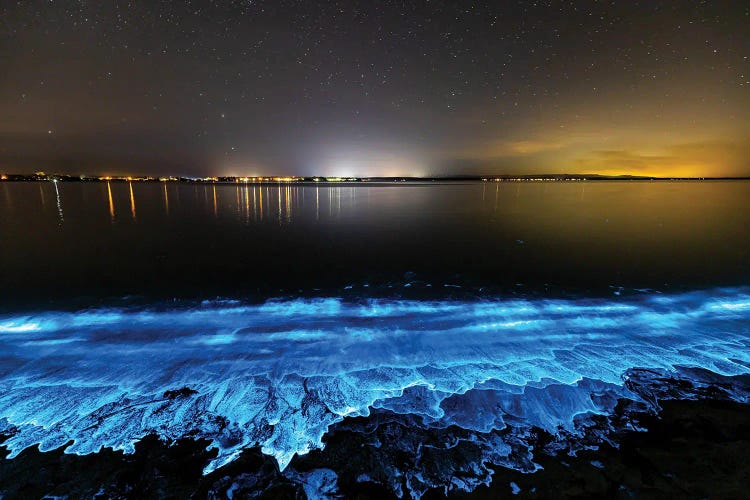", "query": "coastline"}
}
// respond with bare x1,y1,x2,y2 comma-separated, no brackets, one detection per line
2,396,748,499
